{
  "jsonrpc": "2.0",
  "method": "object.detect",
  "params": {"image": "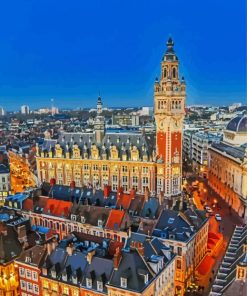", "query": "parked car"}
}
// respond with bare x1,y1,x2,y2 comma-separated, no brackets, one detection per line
215,214,222,221
205,206,213,213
